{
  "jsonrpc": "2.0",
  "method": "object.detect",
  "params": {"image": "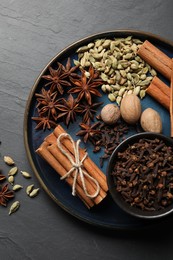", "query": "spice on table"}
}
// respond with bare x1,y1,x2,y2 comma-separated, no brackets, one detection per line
111,138,173,211
26,184,34,195
137,40,172,80
20,171,31,178
9,201,20,215
146,76,170,110
29,188,40,198
12,184,23,191
0,184,14,206
170,59,173,137
8,166,18,176
3,156,15,166
0,172,6,182
36,124,108,209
